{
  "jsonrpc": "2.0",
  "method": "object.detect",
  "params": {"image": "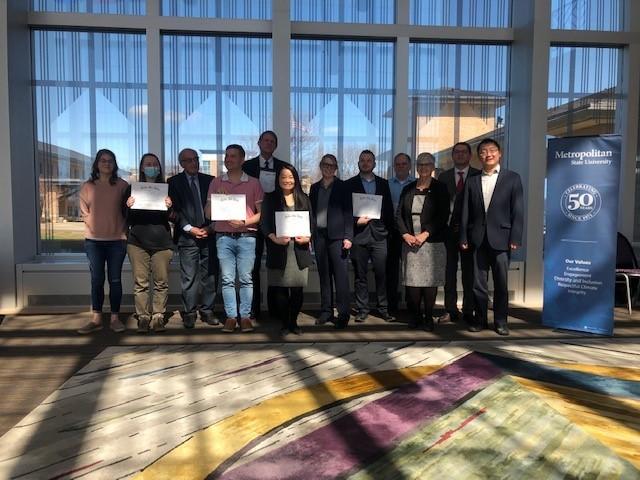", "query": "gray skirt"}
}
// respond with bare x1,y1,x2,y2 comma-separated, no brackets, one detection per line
267,242,309,287
402,241,446,287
